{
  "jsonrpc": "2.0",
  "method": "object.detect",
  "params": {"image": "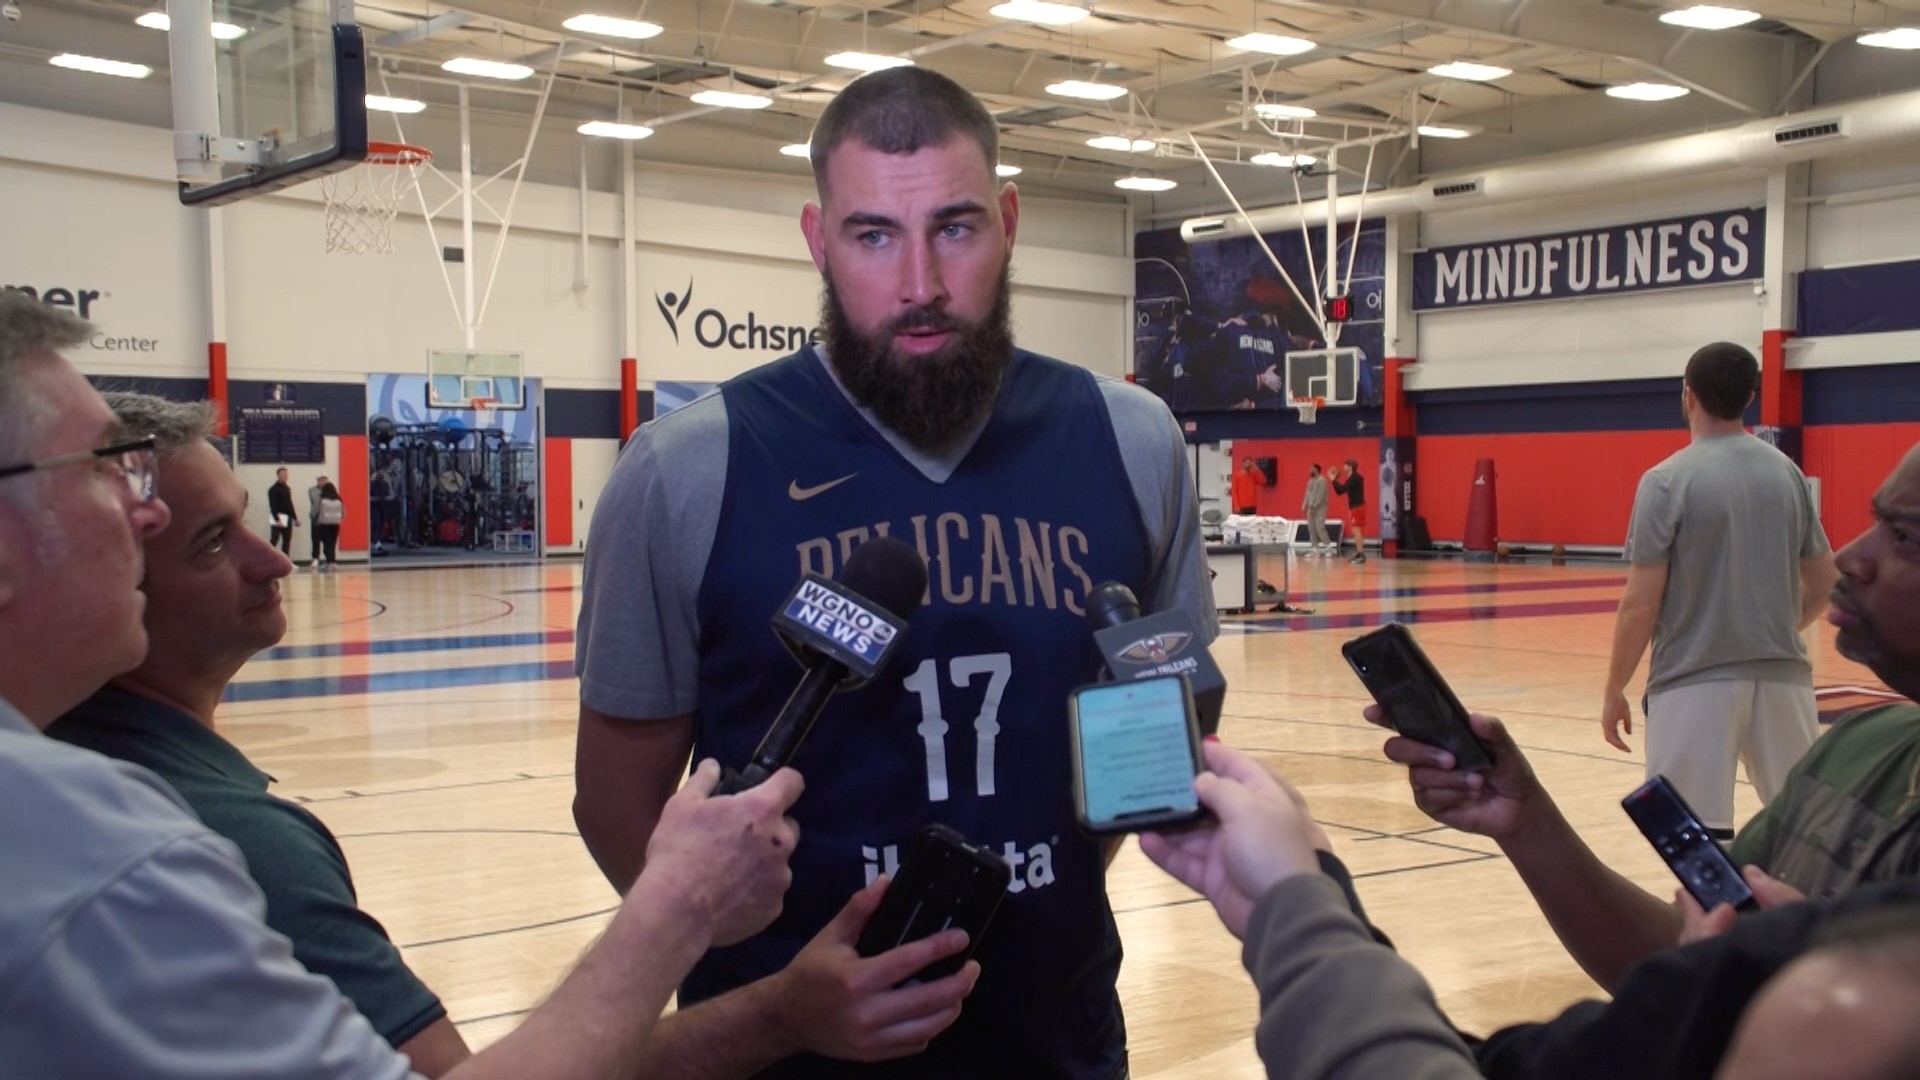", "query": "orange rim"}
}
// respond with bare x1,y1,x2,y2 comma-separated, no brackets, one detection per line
364,140,432,166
